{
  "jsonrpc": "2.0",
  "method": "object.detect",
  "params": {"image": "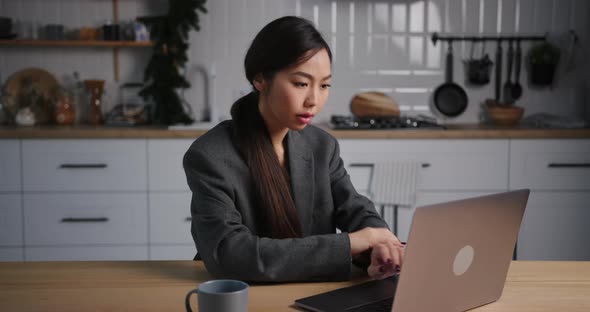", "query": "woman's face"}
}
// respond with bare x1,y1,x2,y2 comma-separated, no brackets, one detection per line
257,48,332,134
